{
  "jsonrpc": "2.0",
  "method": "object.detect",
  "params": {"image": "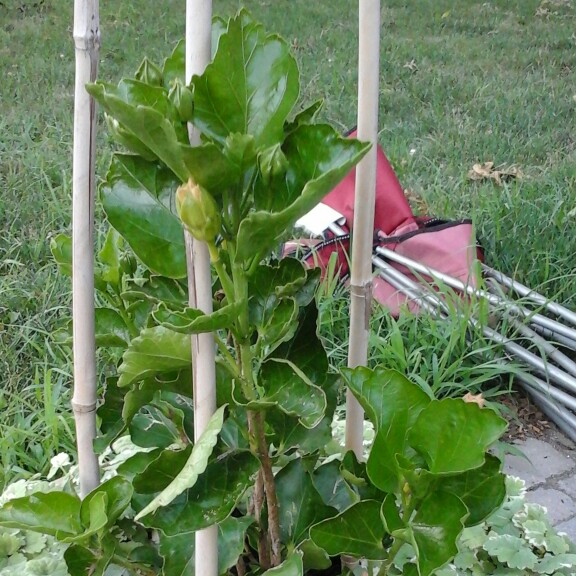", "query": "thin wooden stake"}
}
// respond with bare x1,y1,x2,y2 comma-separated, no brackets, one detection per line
71,0,101,498
185,1,218,574
346,0,381,459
